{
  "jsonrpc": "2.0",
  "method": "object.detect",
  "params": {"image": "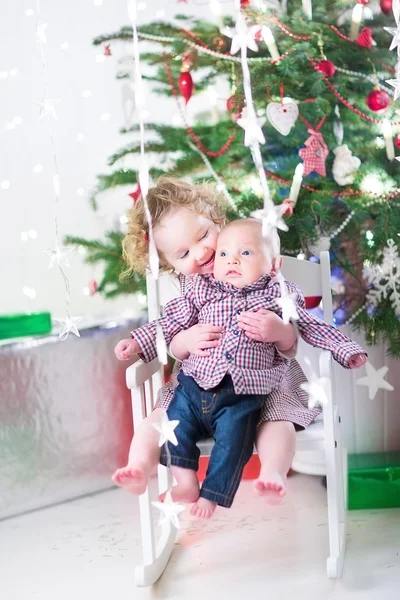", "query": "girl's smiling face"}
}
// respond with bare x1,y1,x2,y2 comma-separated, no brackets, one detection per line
153,207,221,276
